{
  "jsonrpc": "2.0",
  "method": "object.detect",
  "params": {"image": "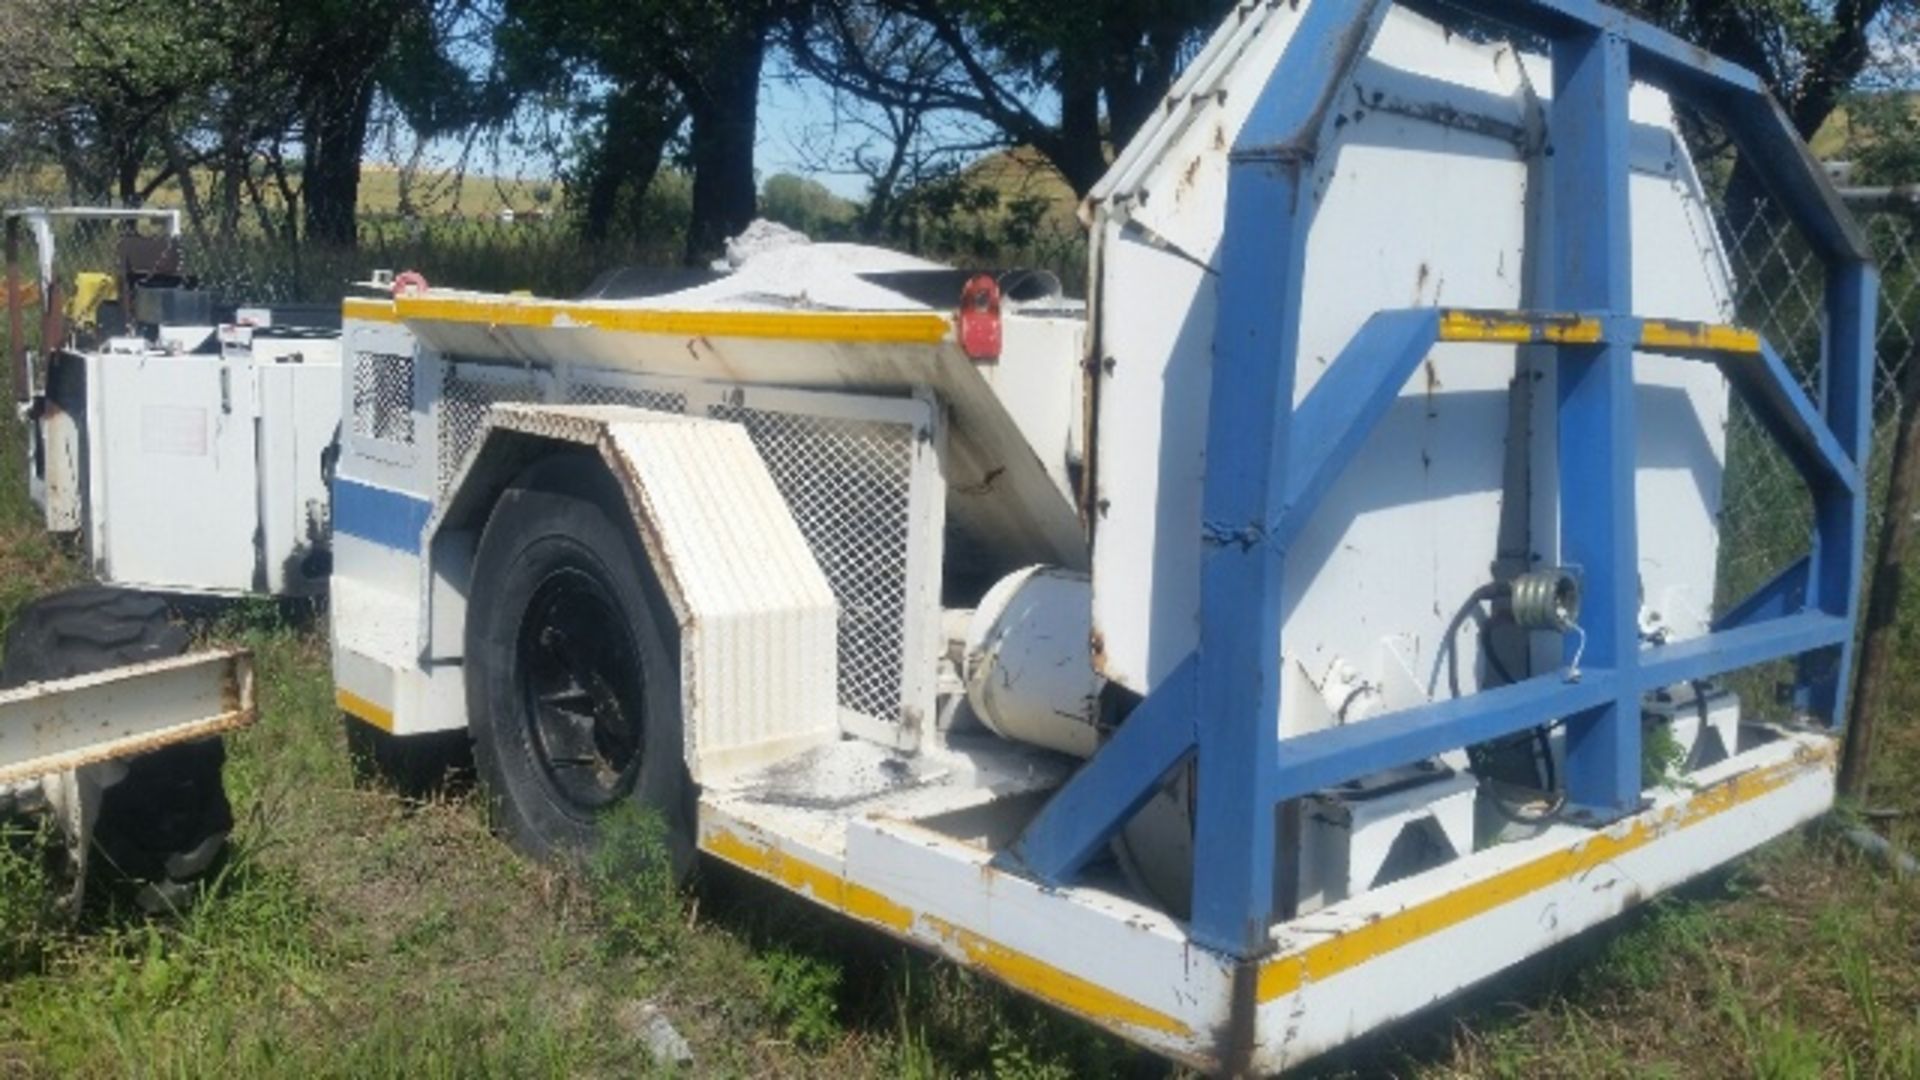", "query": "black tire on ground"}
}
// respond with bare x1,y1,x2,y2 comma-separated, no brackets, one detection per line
464,455,694,878
0,586,234,912
342,716,471,798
